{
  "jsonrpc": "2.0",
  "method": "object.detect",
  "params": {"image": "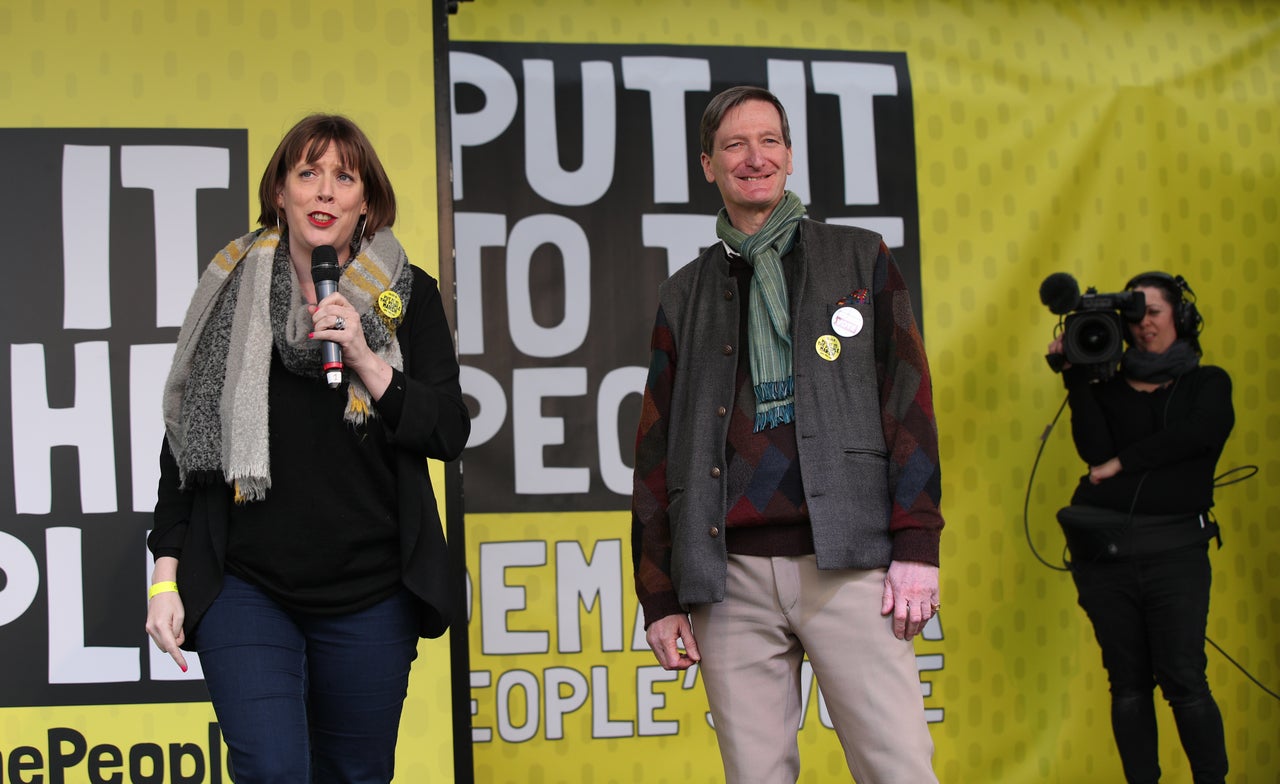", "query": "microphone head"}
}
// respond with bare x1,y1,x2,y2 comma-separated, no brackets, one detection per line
311,245,341,283
1039,272,1080,315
